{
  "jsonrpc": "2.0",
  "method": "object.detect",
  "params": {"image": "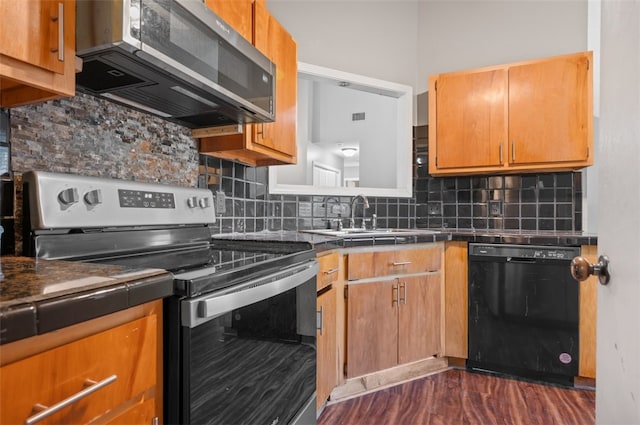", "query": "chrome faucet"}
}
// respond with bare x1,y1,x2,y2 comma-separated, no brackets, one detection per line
349,194,369,229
